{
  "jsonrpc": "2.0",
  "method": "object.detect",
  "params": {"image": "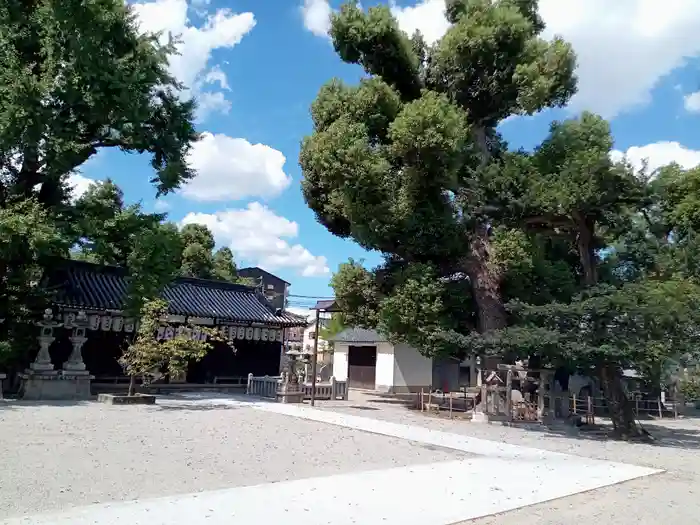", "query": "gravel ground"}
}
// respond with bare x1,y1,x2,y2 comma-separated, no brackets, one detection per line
321,391,700,525
0,399,467,518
